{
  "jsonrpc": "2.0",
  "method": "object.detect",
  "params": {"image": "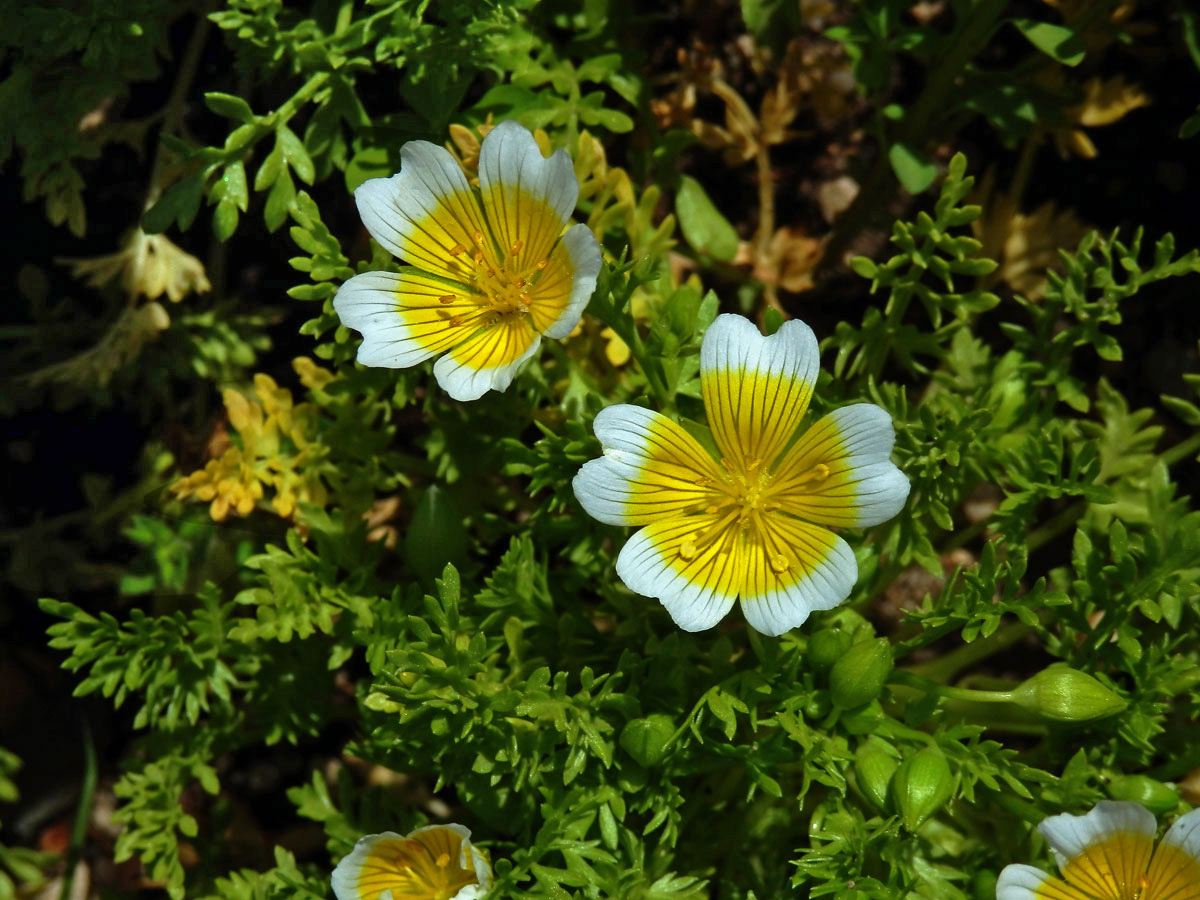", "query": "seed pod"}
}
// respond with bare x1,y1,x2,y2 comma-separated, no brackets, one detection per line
830,638,893,710
892,745,954,831
1008,664,1126,722
808,627,853,671
854,741,898,813
1107,775,1178,815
